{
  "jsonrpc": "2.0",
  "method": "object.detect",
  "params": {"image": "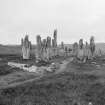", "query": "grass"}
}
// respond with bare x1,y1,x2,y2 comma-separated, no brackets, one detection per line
0,72,99,105
0,54,105,105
